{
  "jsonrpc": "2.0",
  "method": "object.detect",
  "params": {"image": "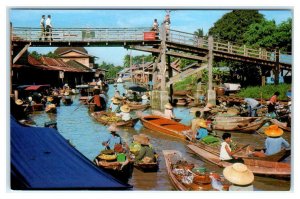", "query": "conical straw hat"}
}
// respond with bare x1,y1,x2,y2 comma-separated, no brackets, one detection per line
264,125,283,137
120,104,130,113
15,99,23,105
